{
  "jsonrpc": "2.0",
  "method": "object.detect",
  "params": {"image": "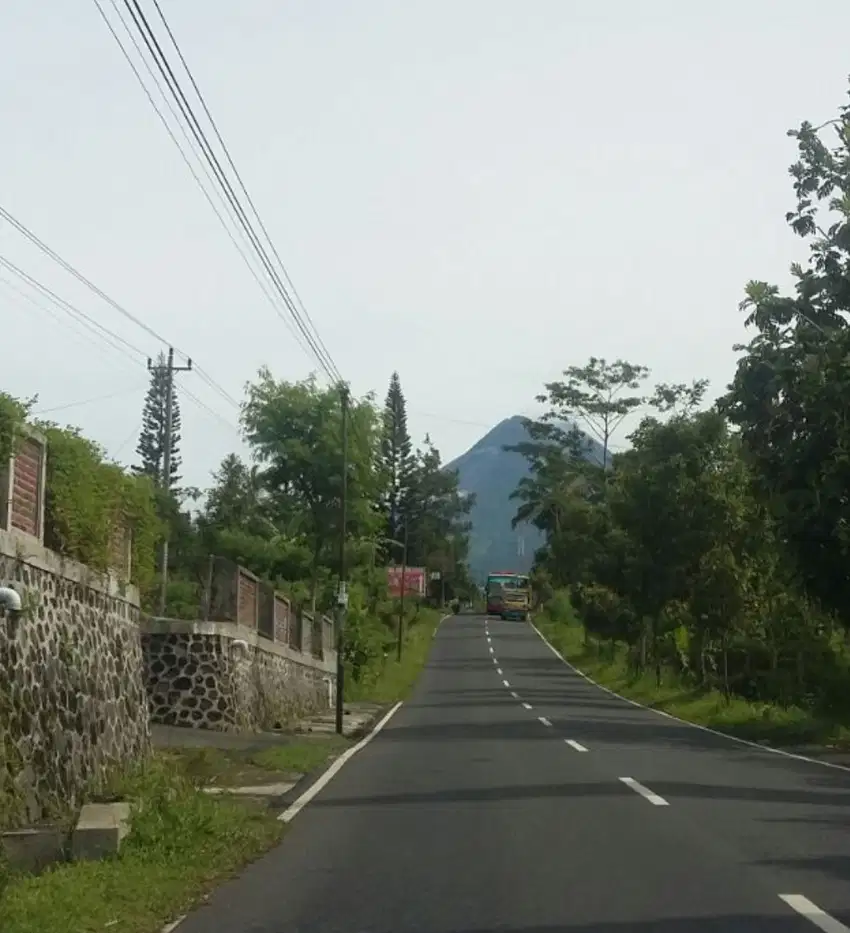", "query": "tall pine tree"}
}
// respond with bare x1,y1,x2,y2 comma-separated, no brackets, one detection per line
134,351,182,490
380,371,414,555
